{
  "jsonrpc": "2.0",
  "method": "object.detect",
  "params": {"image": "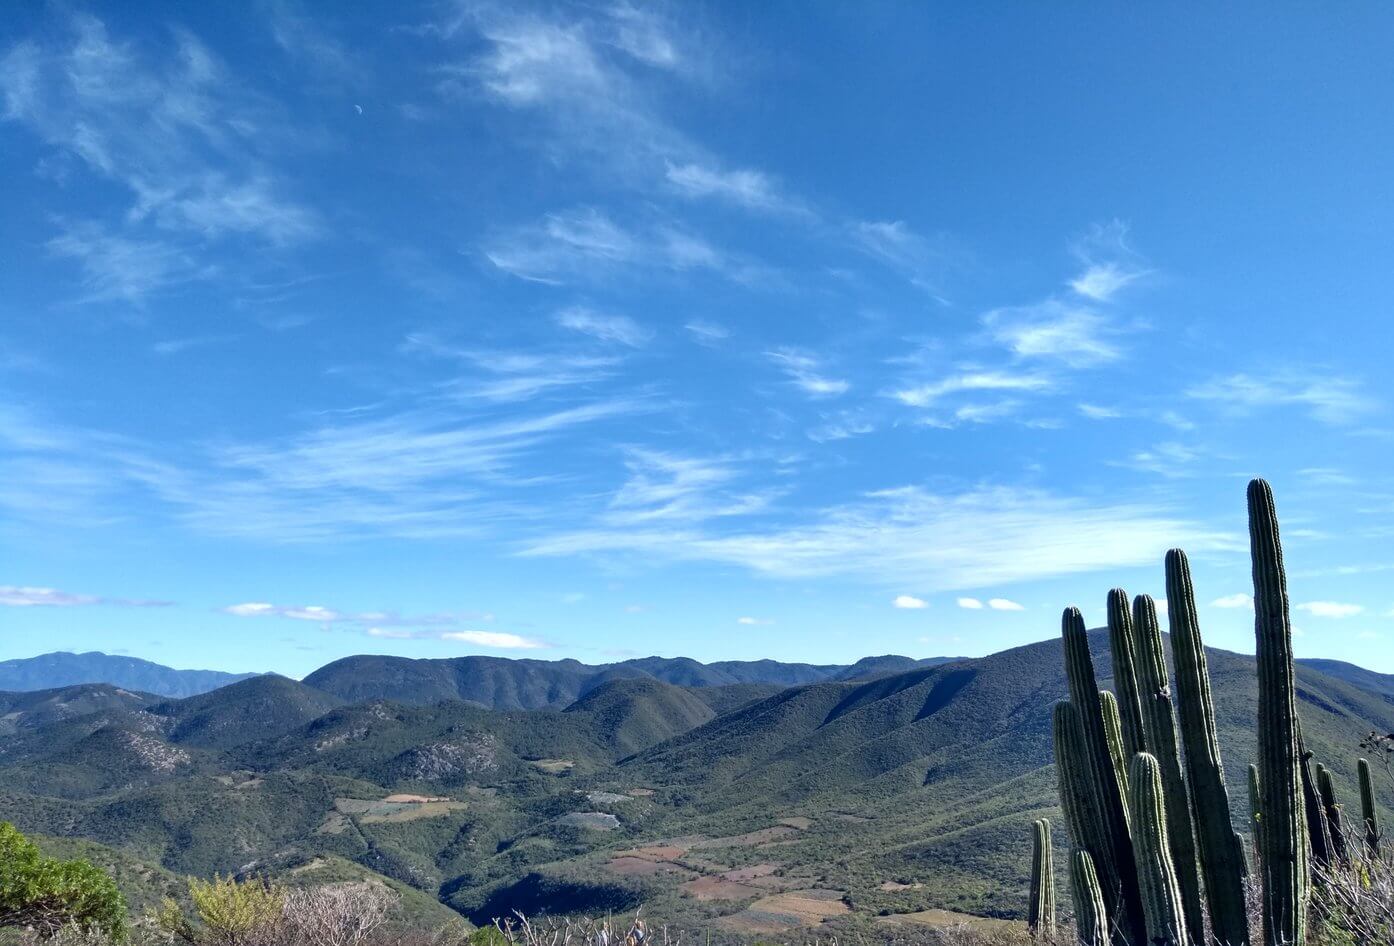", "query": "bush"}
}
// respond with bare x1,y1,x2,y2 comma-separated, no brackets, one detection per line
0,823,127,942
